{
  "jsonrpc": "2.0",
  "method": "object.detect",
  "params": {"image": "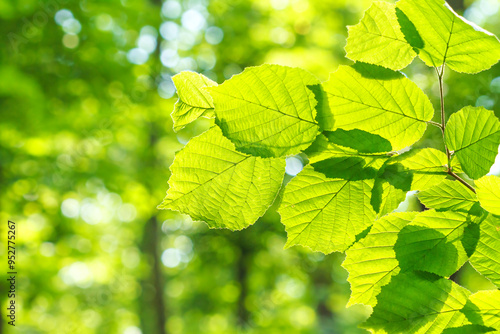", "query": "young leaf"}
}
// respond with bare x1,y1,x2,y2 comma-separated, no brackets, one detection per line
278,165,376,254
418,179,478,212
470,214,500,287
476,175,500,215
445,106,500,180
345,1,416,70
322,63,434,151
158,126,285,230
363,272,471,333
342,212,418,307
386,148,450,191
394,209,470,277
171,71,217,132
207,64,320,158
462,290,500,331
397,0,500,73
